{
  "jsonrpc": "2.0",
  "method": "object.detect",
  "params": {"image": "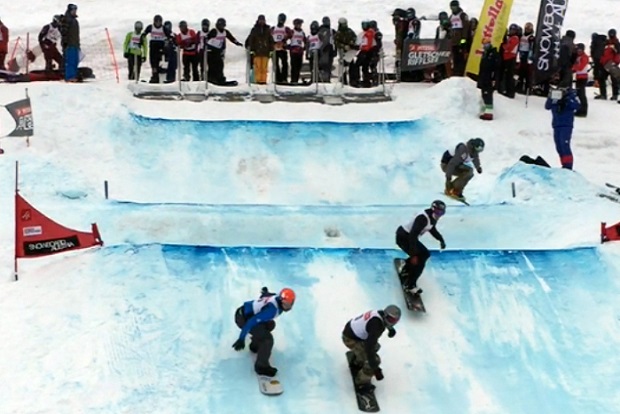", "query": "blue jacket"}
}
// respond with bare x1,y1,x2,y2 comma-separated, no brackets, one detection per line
545,89,580,128
238,298,281,341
